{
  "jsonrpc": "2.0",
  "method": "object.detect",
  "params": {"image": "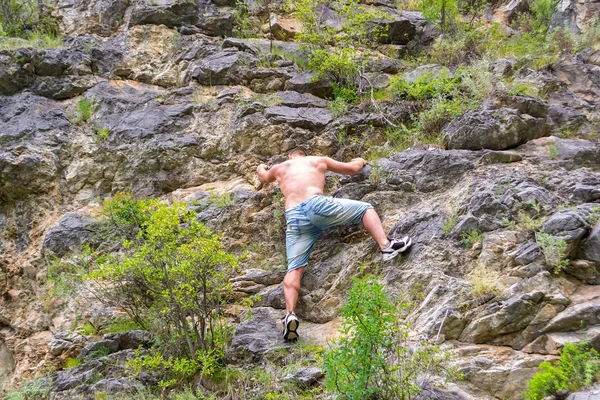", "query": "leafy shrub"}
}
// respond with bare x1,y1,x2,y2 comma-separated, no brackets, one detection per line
467,263,500,298
289,0,387,89
324,273,458,399
4,379,50,400
524,341,600,400
329,83,360,118
308,48,361,89
71,98,97,125
128,347,224,389
535,231,569,274
461,229,483,248
86,201,238,358
95,126,110,143
421,0,460,33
